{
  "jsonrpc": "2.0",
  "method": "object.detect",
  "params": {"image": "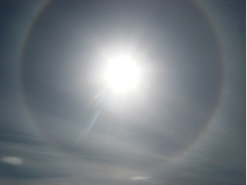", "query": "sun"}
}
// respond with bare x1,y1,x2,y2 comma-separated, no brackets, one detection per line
104,56,140,93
